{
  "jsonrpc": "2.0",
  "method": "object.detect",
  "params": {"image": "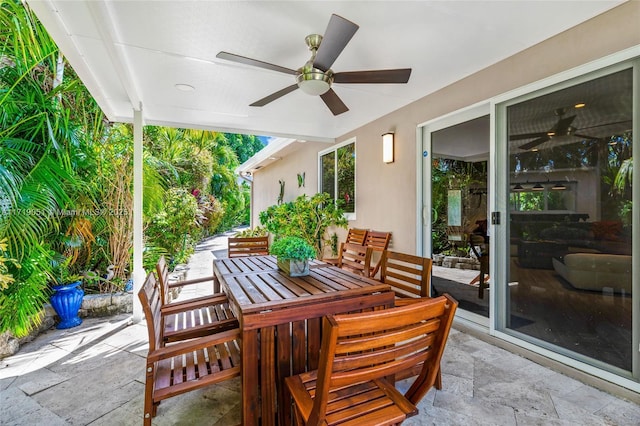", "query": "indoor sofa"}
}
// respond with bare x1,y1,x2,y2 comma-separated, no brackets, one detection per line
552,253,632,294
